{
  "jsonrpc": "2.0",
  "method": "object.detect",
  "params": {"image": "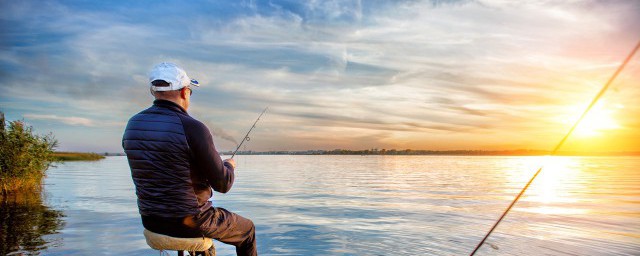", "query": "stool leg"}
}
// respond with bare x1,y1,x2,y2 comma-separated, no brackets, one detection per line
178,250,184,256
